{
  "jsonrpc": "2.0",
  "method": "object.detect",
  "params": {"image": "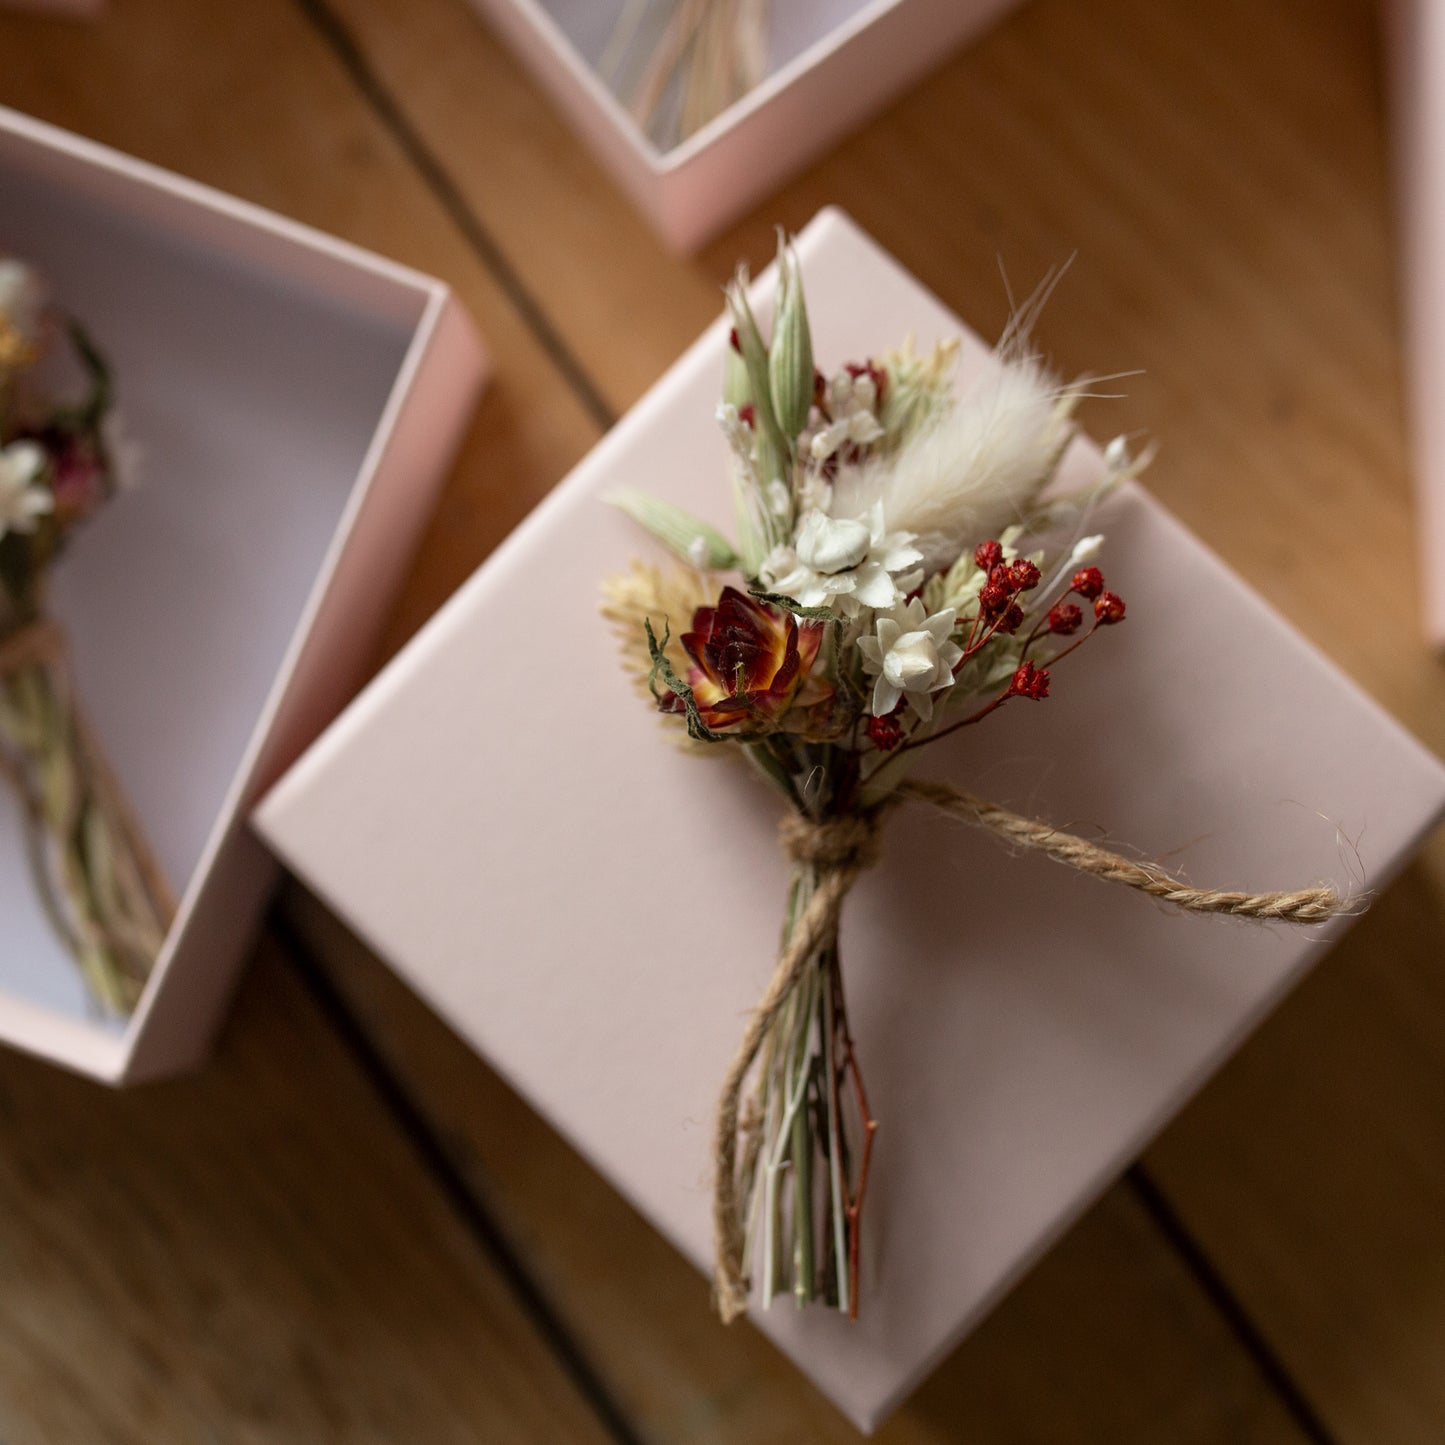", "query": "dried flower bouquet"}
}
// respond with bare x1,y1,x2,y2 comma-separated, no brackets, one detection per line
603,239,1346,1324
0,259,170,1016
599,0,770,150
